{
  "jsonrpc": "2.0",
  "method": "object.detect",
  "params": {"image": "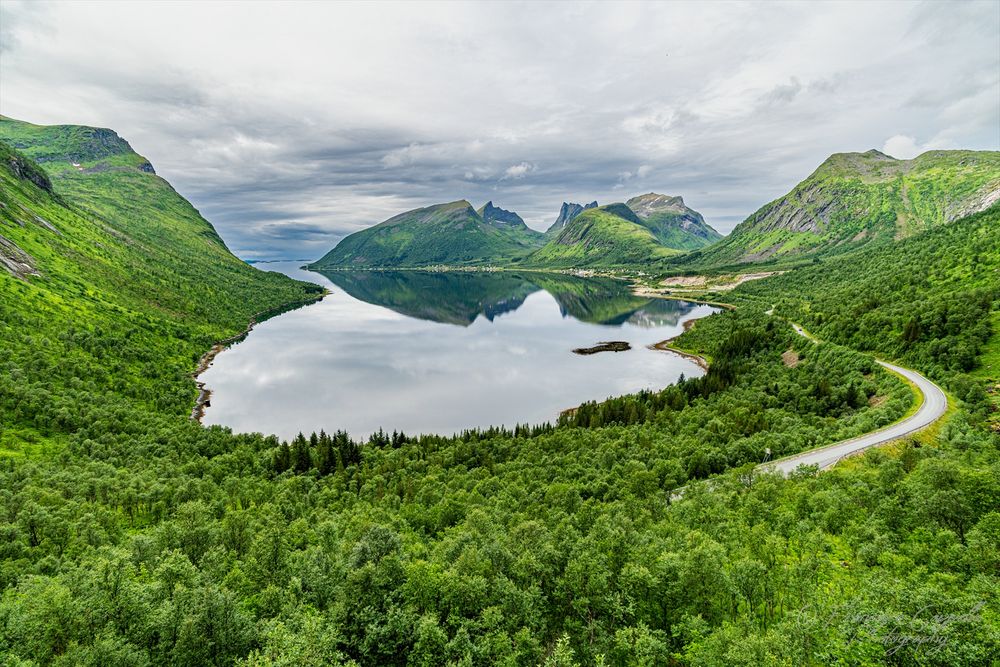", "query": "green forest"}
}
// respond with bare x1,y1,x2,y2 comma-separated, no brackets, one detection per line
1,118,999,666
